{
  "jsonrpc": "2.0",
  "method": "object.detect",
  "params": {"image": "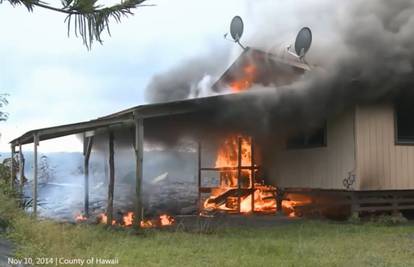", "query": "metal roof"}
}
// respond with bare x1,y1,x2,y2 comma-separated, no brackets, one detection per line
9,94,230,145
